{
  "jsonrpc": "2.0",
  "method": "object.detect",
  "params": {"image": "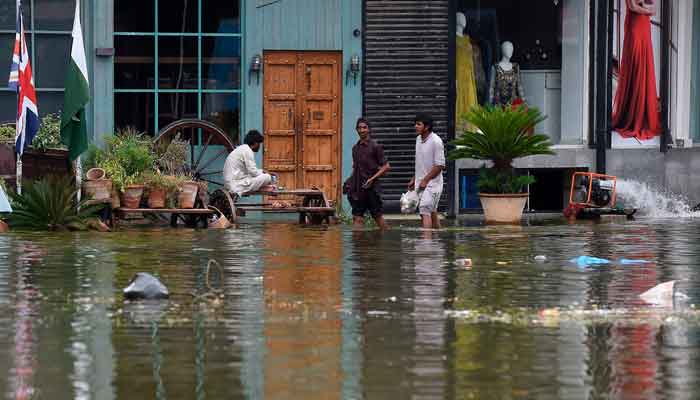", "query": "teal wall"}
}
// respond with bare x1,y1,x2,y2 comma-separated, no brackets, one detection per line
86,0,114,147
243,0,363,210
